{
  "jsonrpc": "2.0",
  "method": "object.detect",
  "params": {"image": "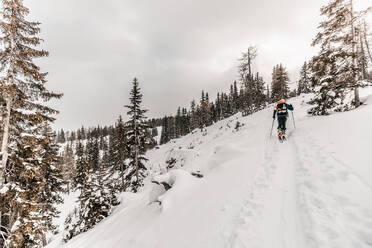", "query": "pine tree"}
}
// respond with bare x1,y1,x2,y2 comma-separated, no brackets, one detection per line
86,137,100,171
297,62,312,95
37,123,65,245
309,0,366,114
253,72,267,110
181,108,189,135
74,167,111,238
3,123,64,247
189,100,198,131
73,141,88,197
58,130,66,143
108,116,128,192
0,1,62,246
61,143,75,193
64,141,87,241
238,46,257,115
64,141,112,242
271,64,290,101
215,93,222,121
199,91,212,128
124,78,148,193
266,85,270,102
232,81,239,112
175,107,182,138
160,116,170,145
